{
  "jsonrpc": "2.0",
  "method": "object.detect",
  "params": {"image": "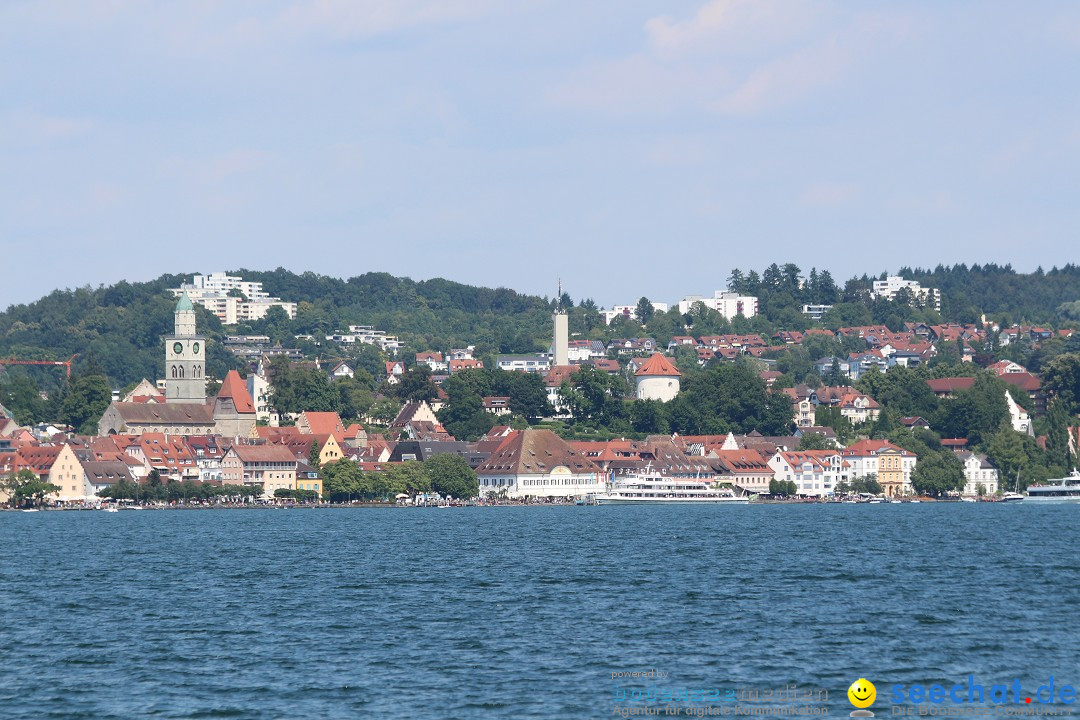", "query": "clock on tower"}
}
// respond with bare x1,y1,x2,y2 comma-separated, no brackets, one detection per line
164,292,207,404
